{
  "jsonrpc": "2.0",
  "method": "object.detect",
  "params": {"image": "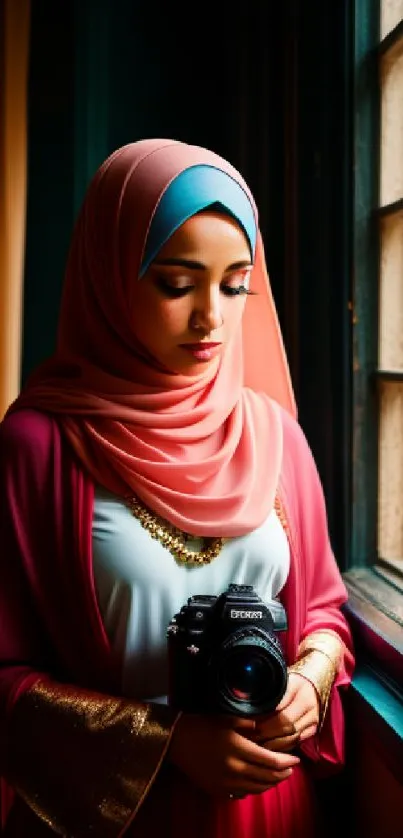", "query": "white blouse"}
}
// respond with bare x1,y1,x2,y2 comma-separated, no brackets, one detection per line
92,486,290,702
